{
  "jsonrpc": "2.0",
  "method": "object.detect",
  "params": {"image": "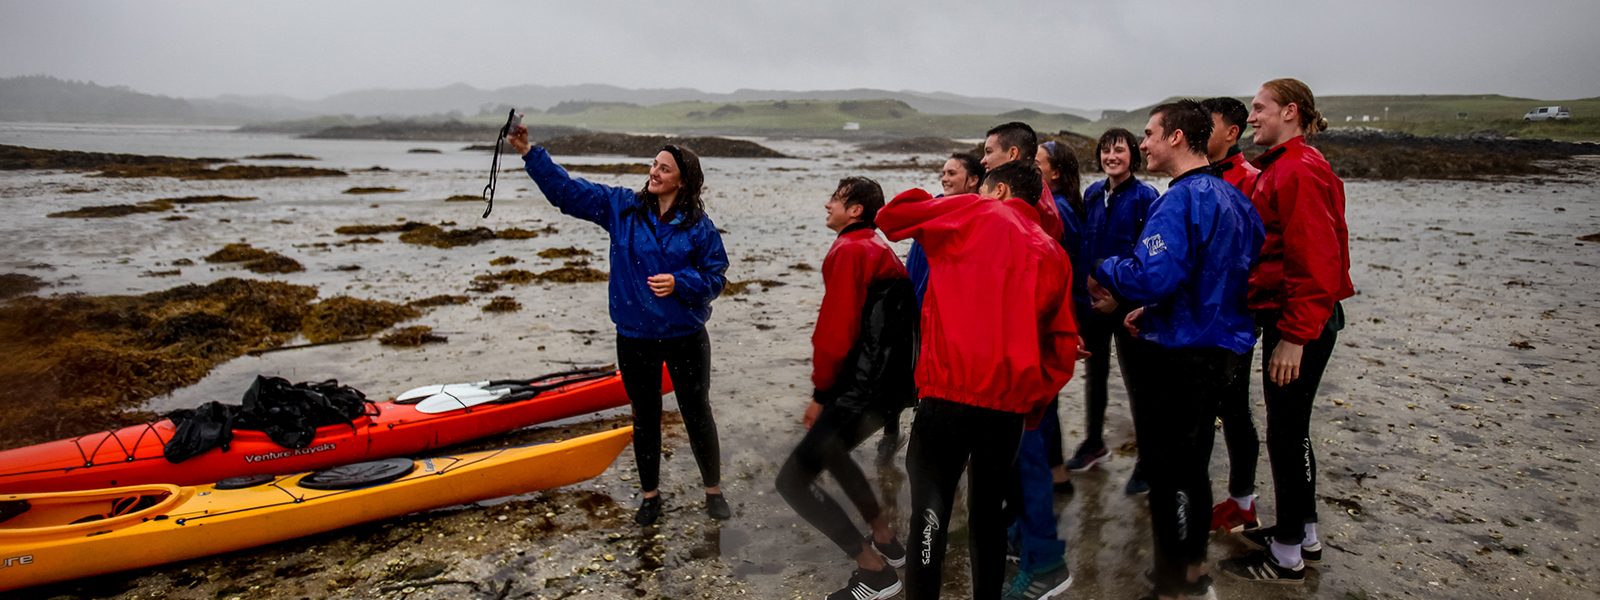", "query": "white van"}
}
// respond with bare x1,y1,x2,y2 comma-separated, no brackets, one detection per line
1524,106,1571,121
